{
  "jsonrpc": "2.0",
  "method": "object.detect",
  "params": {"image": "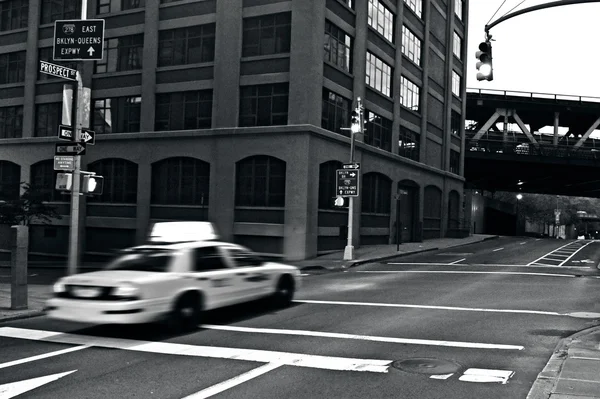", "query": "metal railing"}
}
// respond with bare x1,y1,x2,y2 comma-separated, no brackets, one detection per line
467,87,600,104
467,138,600,161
